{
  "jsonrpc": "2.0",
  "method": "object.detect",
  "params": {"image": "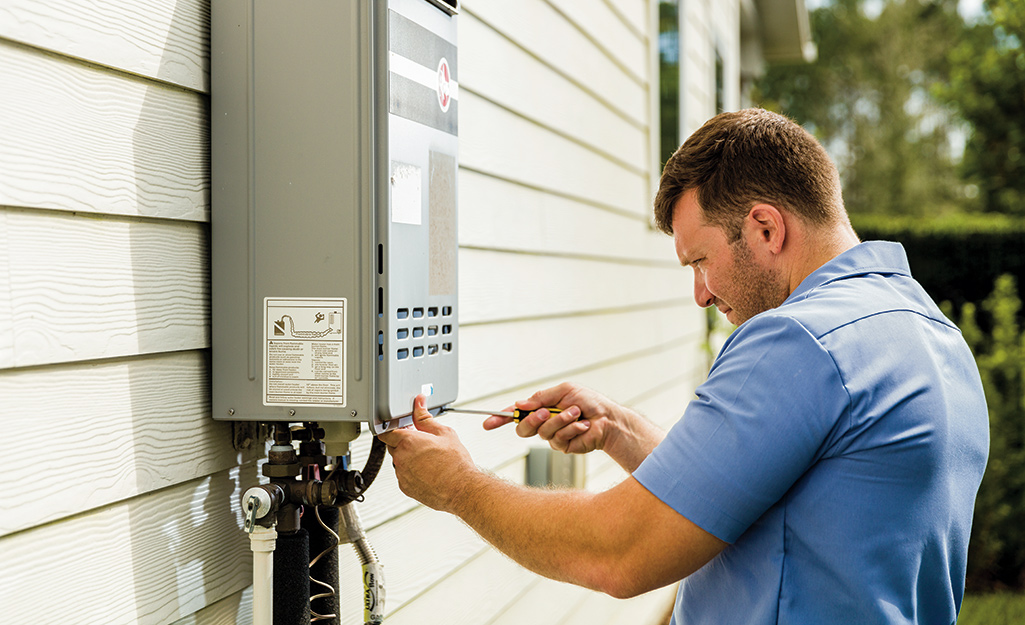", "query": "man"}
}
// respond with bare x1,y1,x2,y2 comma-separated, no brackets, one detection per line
379,109,989,624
